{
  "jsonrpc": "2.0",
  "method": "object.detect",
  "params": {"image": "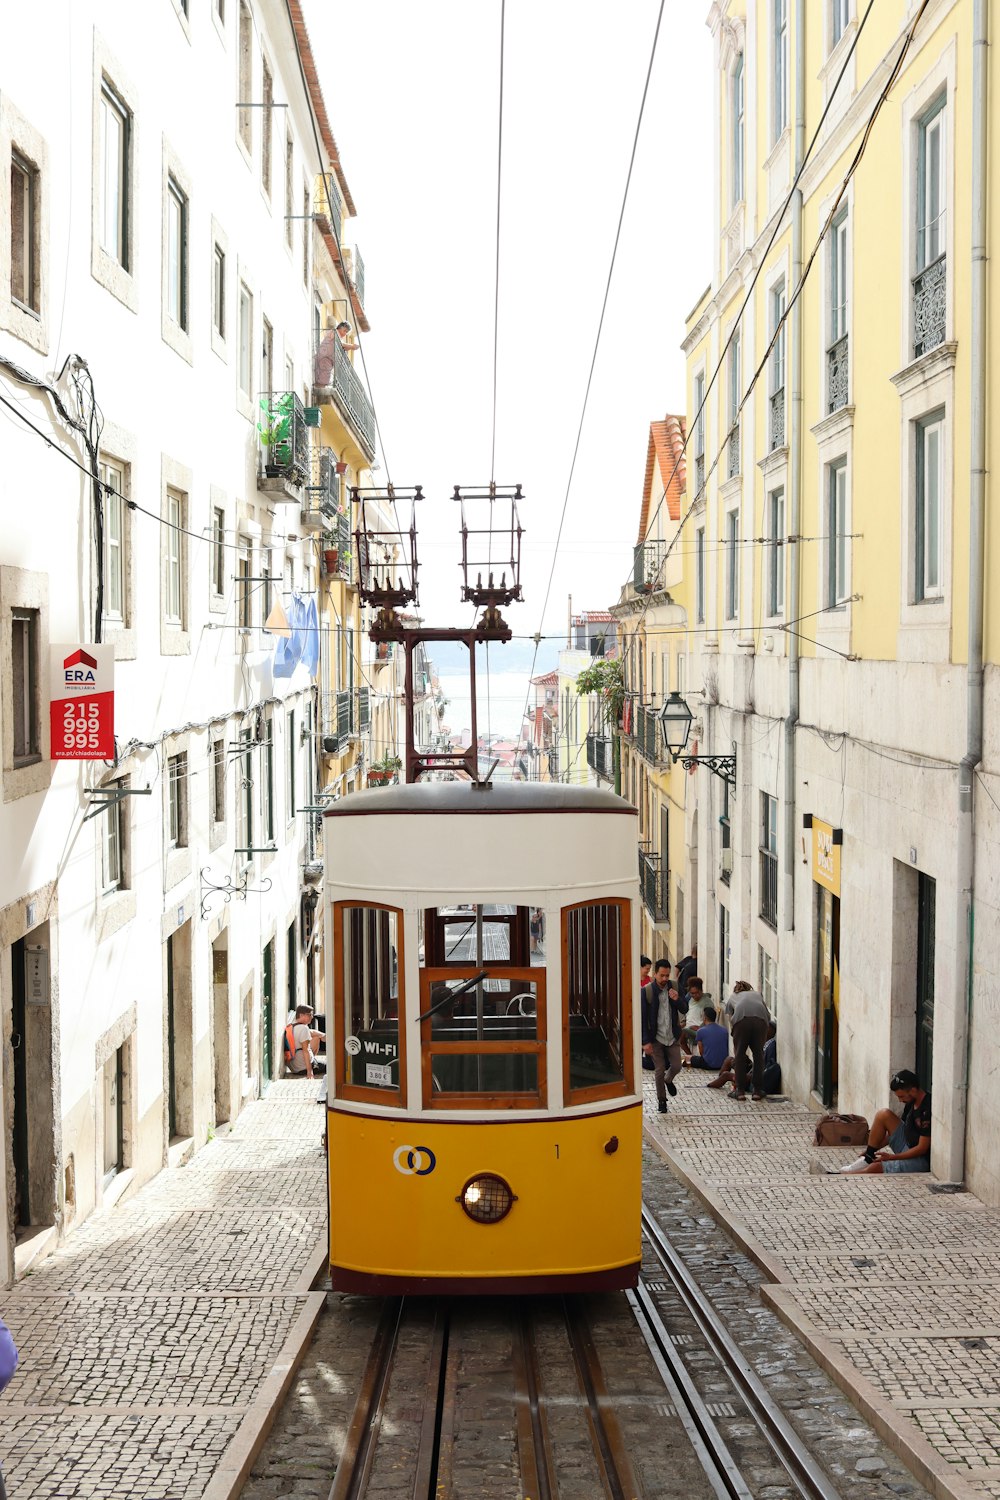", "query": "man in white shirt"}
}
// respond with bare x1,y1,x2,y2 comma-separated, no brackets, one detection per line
285,1004,325,1078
